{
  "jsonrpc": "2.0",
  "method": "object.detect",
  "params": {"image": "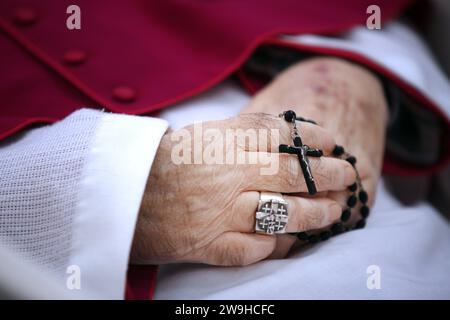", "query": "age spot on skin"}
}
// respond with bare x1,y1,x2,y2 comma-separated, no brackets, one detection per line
312,84,327,95
313,63,329,74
